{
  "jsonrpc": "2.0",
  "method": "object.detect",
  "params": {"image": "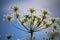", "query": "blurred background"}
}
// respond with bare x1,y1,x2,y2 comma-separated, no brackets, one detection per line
0,0,60,40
